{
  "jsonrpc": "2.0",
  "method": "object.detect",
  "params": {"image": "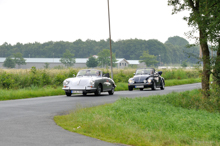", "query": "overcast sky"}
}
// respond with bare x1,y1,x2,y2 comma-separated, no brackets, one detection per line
0,0,193,45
